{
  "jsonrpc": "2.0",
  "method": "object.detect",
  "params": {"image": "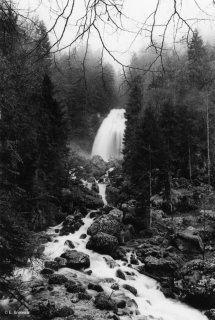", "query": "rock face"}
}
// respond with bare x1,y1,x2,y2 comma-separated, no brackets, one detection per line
86,232,118,255
87,215,121,237
94,292,117,312
61,250,90,269
106,185,120,206
172,231,204,253
90,155,107,179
